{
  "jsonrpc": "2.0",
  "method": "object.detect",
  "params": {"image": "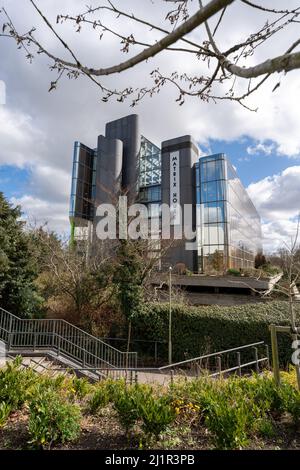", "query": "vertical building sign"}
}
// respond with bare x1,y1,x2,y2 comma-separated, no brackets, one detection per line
170,151,181,225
